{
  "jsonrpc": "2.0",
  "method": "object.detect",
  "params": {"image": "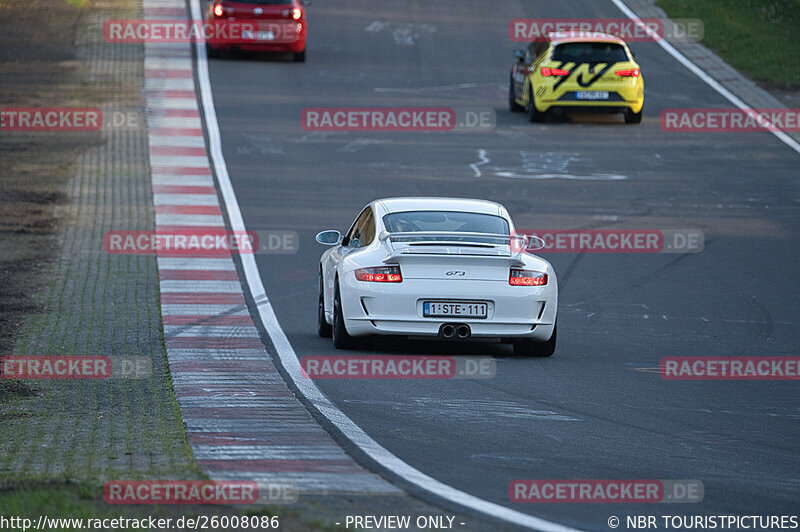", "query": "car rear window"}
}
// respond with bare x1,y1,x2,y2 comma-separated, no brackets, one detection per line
383,211,509,235
552,42,629,63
